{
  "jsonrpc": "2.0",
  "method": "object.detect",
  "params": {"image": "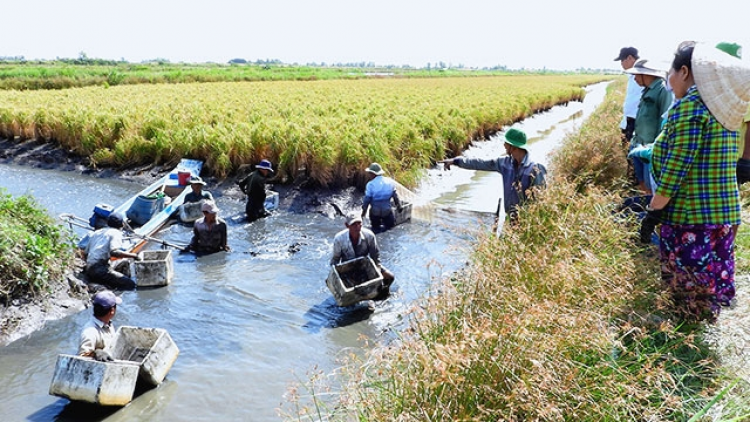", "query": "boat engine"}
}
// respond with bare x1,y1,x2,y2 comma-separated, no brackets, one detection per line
89,203,114,229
